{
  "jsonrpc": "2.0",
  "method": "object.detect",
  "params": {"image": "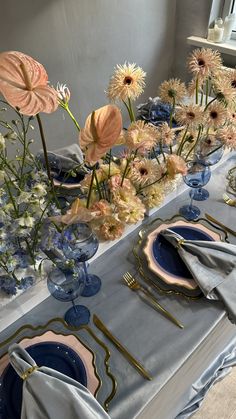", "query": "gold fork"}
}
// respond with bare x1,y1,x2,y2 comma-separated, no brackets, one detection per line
223,193,236,207
123,272,184,329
